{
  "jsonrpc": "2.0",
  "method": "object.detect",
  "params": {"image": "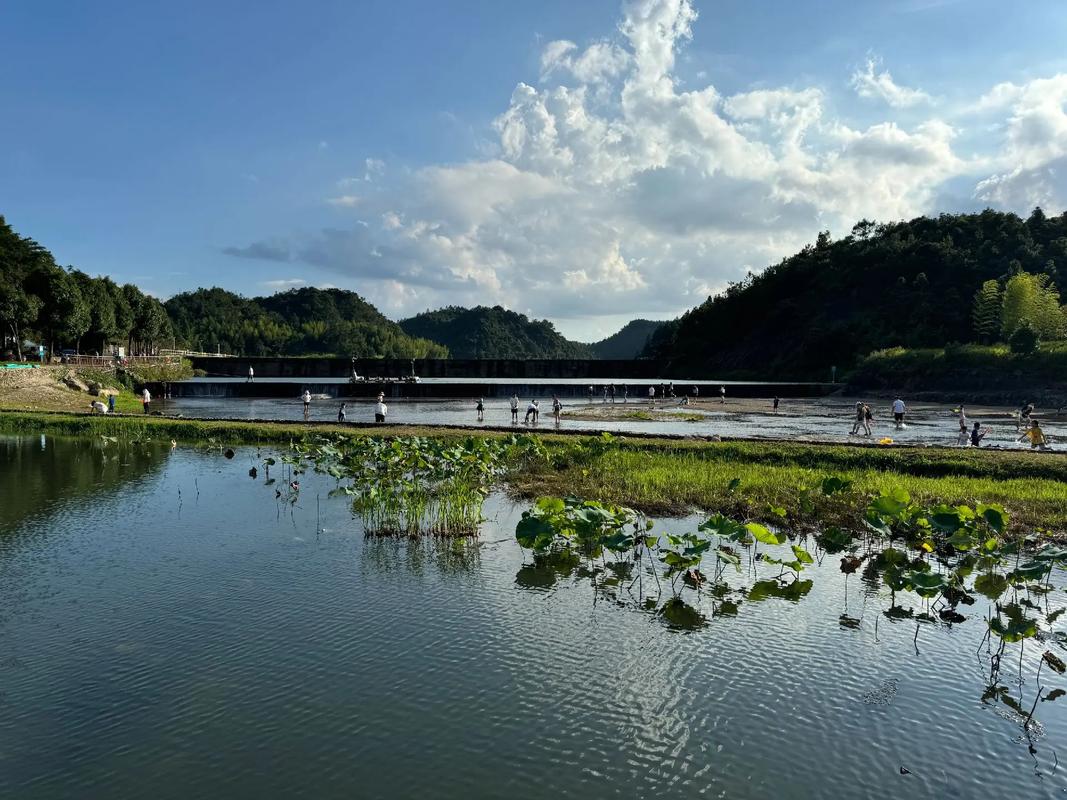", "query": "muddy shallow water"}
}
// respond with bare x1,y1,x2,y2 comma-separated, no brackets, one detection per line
1,434,1065,799
162,395,1066,451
